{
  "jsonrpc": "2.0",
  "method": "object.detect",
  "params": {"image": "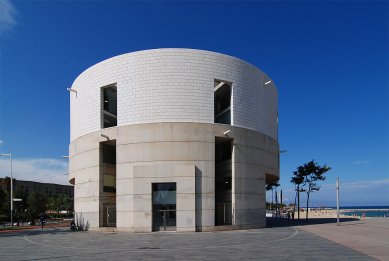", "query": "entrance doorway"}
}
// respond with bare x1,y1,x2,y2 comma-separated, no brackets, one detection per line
103,204,116,227
152,183,176,231
216,202,232,225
